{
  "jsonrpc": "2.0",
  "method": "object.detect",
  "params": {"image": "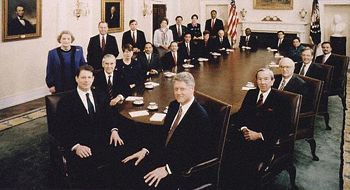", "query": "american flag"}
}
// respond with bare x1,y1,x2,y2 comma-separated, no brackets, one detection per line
310,0,321,45
228,0,239,43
